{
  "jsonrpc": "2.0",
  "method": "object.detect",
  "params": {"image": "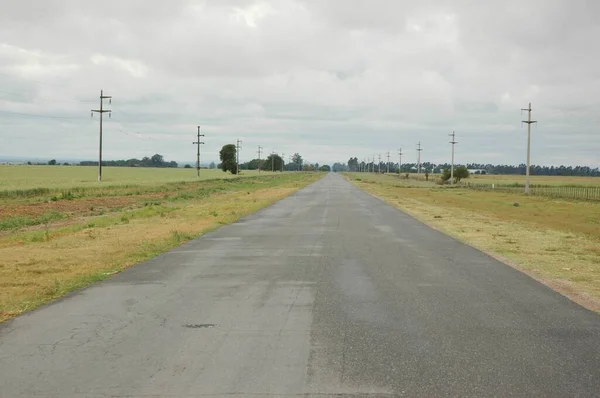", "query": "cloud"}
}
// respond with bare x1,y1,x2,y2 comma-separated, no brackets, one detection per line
0,0,599,166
